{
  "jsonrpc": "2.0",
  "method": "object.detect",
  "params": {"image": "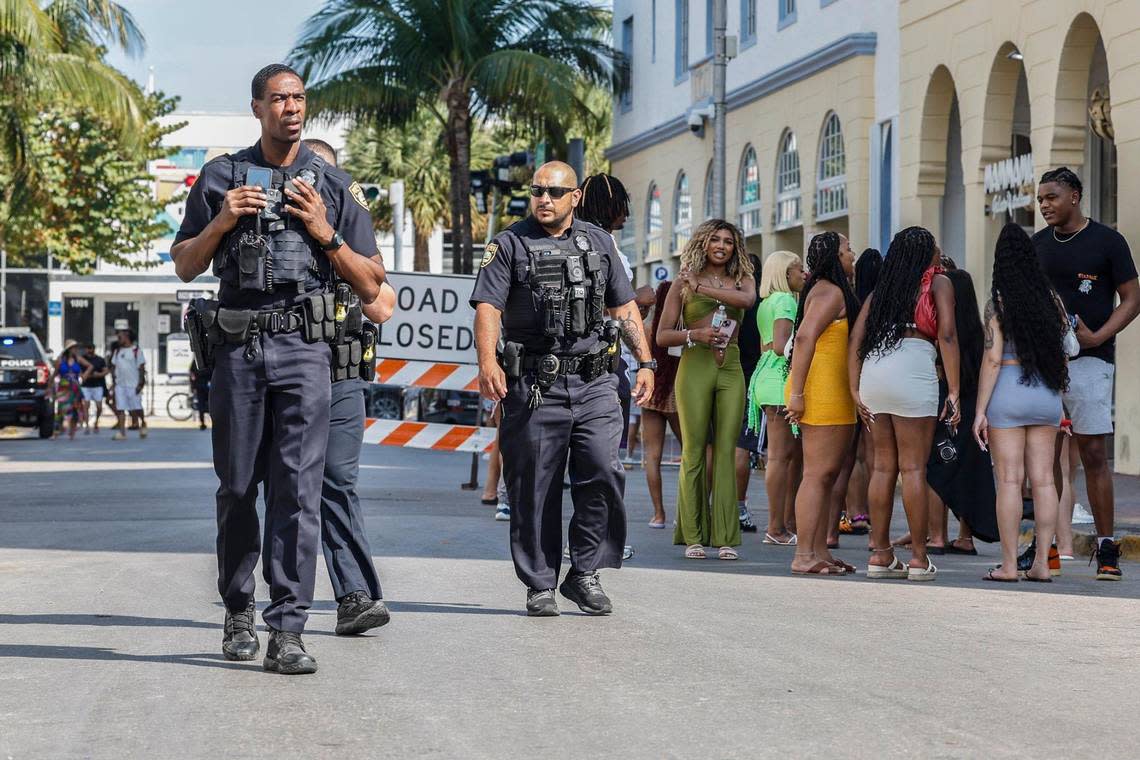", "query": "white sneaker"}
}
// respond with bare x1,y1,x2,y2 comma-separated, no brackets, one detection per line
494,504,510,521
1071,503,1094,524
